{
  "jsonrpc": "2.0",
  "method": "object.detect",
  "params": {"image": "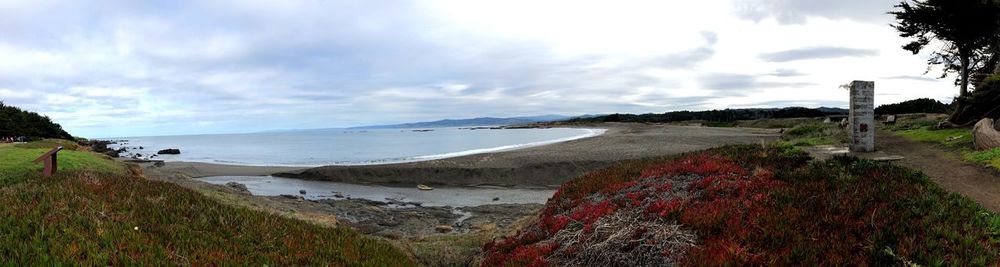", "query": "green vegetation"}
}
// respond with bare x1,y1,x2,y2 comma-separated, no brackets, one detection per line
0,141,414,265
895,127,974,148
482,145,999,265
0,144,125,185
0,102,73,139
965,148,1000,170
779,122,848,147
